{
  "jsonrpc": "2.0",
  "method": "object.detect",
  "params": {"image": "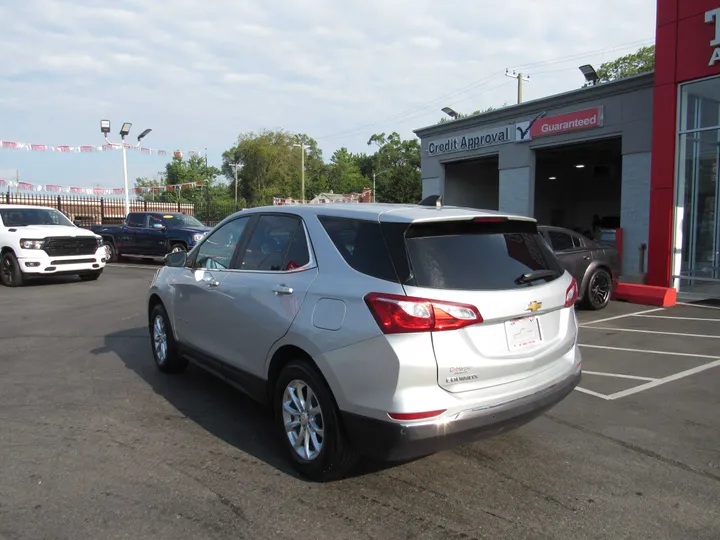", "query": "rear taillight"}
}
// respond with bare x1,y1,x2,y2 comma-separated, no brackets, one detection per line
565,278,578,307
364,292,483,334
